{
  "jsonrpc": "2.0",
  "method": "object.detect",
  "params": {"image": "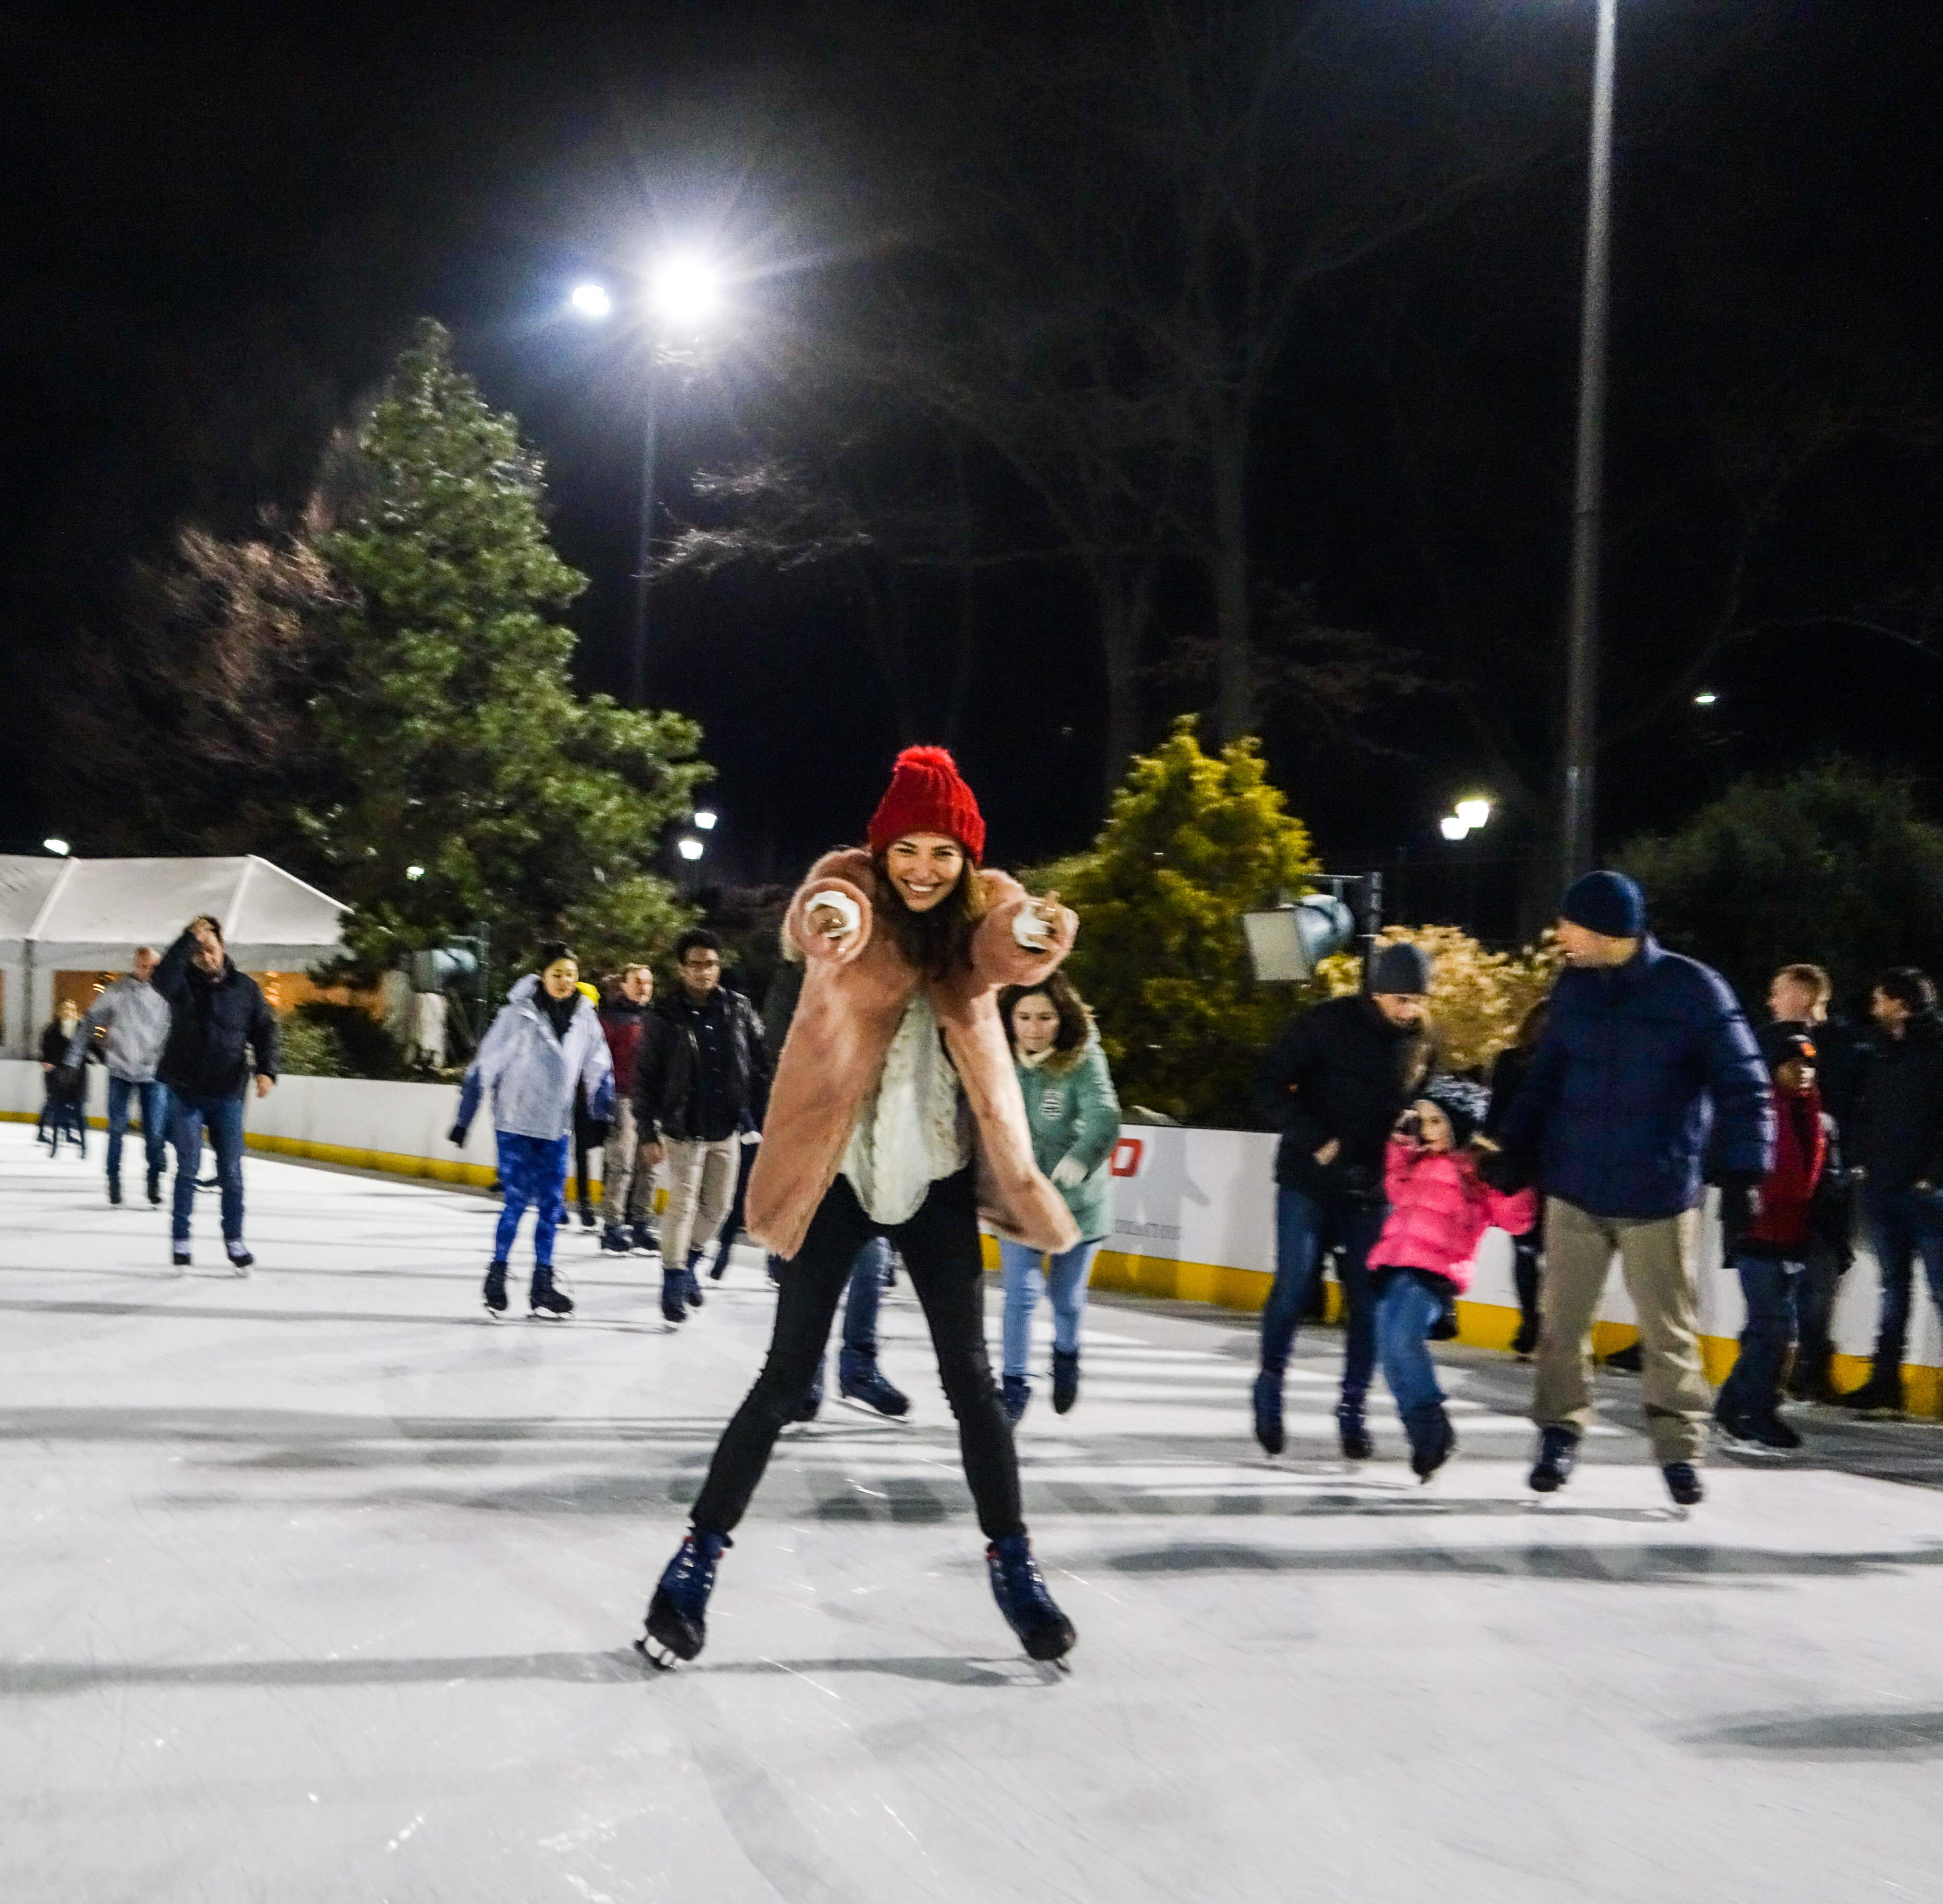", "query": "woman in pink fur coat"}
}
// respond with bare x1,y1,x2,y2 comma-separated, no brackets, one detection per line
639,747,1084,1669
1370,1085,1537,1482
